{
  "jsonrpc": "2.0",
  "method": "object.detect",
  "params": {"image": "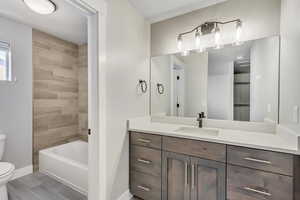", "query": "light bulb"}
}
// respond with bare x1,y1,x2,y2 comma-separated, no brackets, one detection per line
214,25,221,49
195,29,201,49
177,35,183,51
235,20,242,45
